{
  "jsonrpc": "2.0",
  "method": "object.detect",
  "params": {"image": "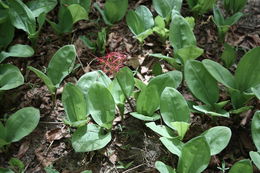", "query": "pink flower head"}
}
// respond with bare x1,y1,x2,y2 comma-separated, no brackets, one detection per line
97,52,127,76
